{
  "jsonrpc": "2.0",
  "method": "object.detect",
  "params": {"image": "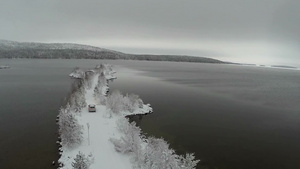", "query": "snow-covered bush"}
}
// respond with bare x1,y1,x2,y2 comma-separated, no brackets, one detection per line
103,64,113,76
106,91,144,115
93,72,108,106
143,137,181,169
95,64,104,70
143,138,199,169
110,118,200,169
69,67,85,79
72,151,94,169
99,94,107,105
94,64,105,74
143,138,200,169
123,94,143,112
179,153,200,169
68,86,87,113
75,87,87,108
65,78,87,113
58,104,83,148
106,90,124,114
110,119,143,154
